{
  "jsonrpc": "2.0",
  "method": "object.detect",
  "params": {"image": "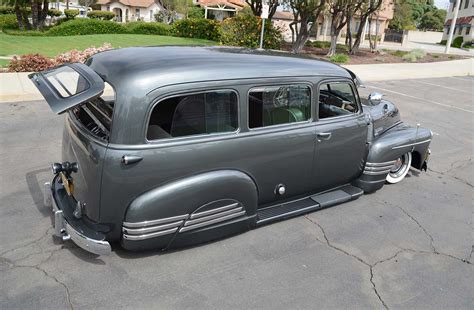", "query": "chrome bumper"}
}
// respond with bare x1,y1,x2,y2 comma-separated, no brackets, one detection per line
44,182,111,255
